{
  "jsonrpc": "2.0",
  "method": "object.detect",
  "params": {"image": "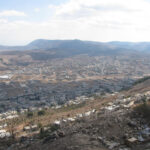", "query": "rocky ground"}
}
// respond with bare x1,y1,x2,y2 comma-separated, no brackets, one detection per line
2,80,150,150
